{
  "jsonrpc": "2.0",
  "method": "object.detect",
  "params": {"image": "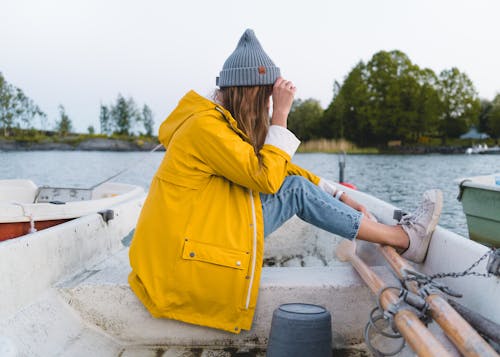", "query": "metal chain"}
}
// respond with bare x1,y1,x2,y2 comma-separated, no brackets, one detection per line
364,248,497,356
404,248,494,284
